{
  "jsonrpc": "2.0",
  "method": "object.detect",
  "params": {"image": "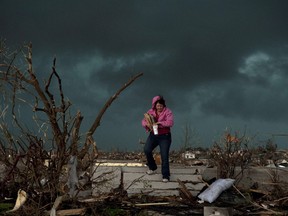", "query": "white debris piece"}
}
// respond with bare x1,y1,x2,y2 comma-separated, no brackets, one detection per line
6,189,27,213
67,155,78,197
198,178,235,203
